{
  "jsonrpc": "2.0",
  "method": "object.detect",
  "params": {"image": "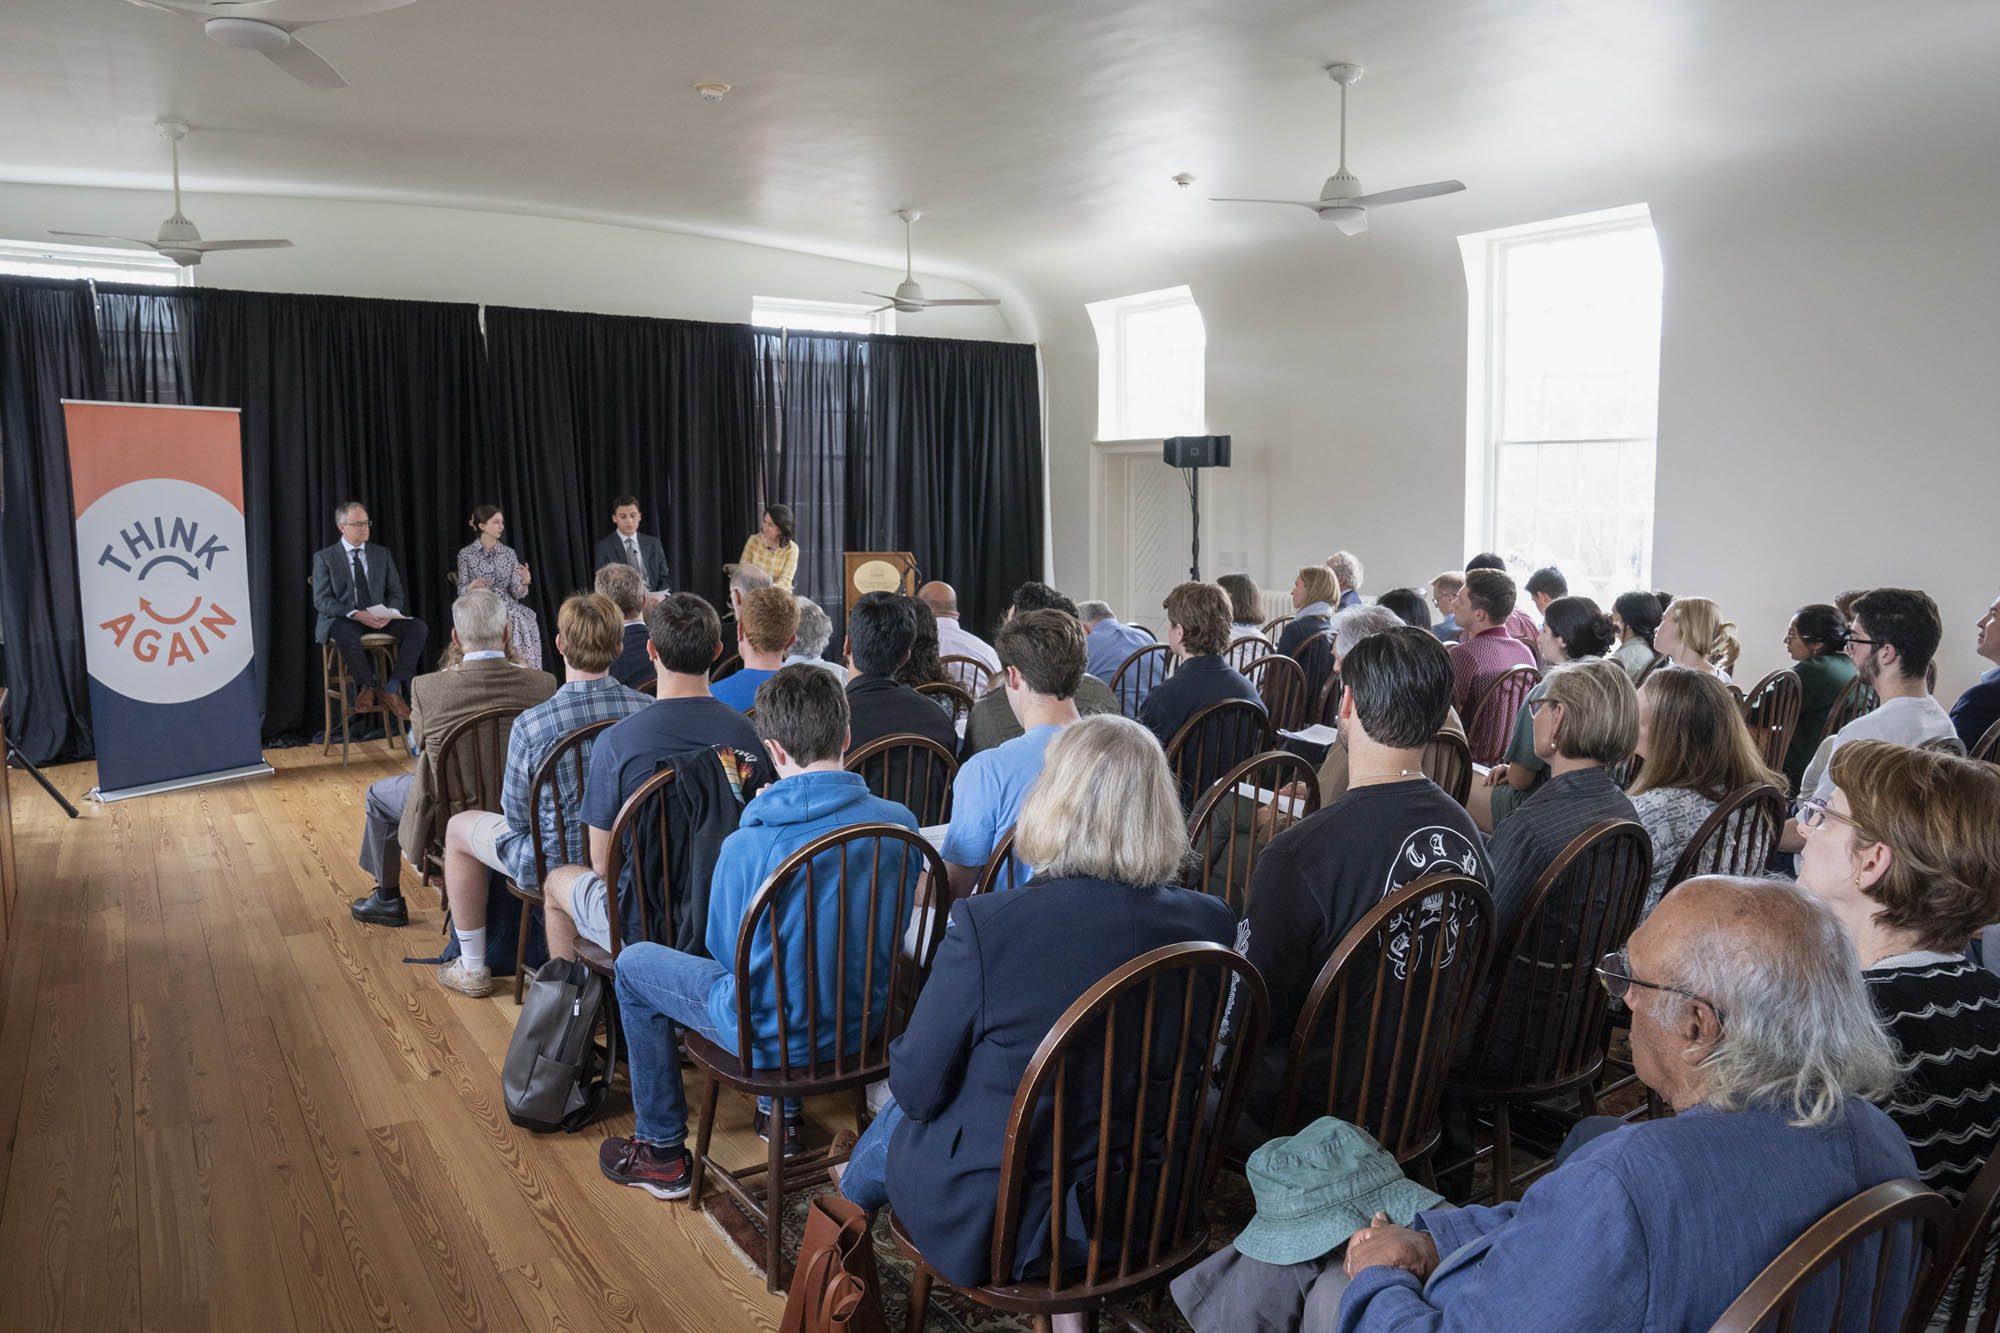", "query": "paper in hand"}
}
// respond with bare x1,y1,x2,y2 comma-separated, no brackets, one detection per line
364,603,409,620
